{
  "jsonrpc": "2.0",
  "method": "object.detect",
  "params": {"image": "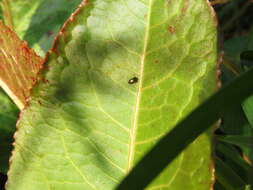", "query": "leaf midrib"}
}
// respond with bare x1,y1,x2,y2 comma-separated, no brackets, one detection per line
127,0,152,172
